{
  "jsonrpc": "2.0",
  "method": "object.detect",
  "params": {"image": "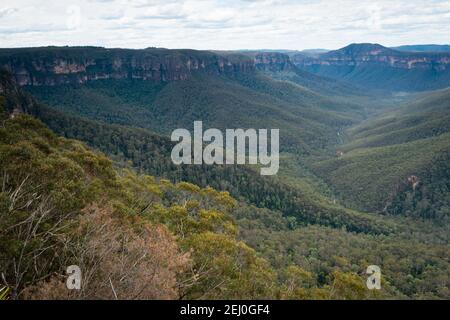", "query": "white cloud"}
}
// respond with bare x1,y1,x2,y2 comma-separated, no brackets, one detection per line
0,0,449,50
